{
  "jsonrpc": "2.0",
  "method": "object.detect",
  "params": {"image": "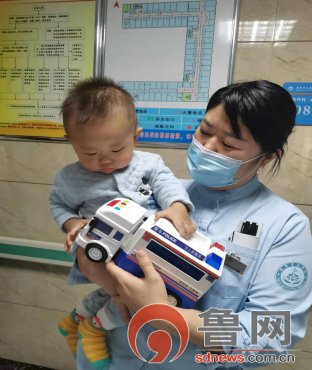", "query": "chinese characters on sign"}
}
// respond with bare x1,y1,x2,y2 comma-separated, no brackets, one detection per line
105,0,237,146
136,107,204,144
283,82,312,126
